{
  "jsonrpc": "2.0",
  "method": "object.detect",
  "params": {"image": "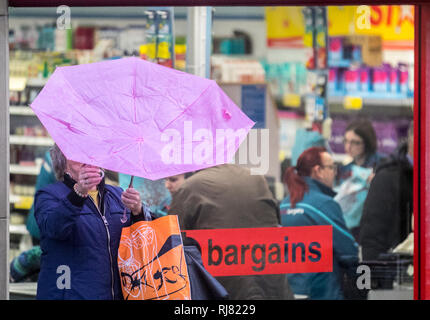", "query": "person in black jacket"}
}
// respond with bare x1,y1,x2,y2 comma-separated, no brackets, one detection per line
359,123,413,261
